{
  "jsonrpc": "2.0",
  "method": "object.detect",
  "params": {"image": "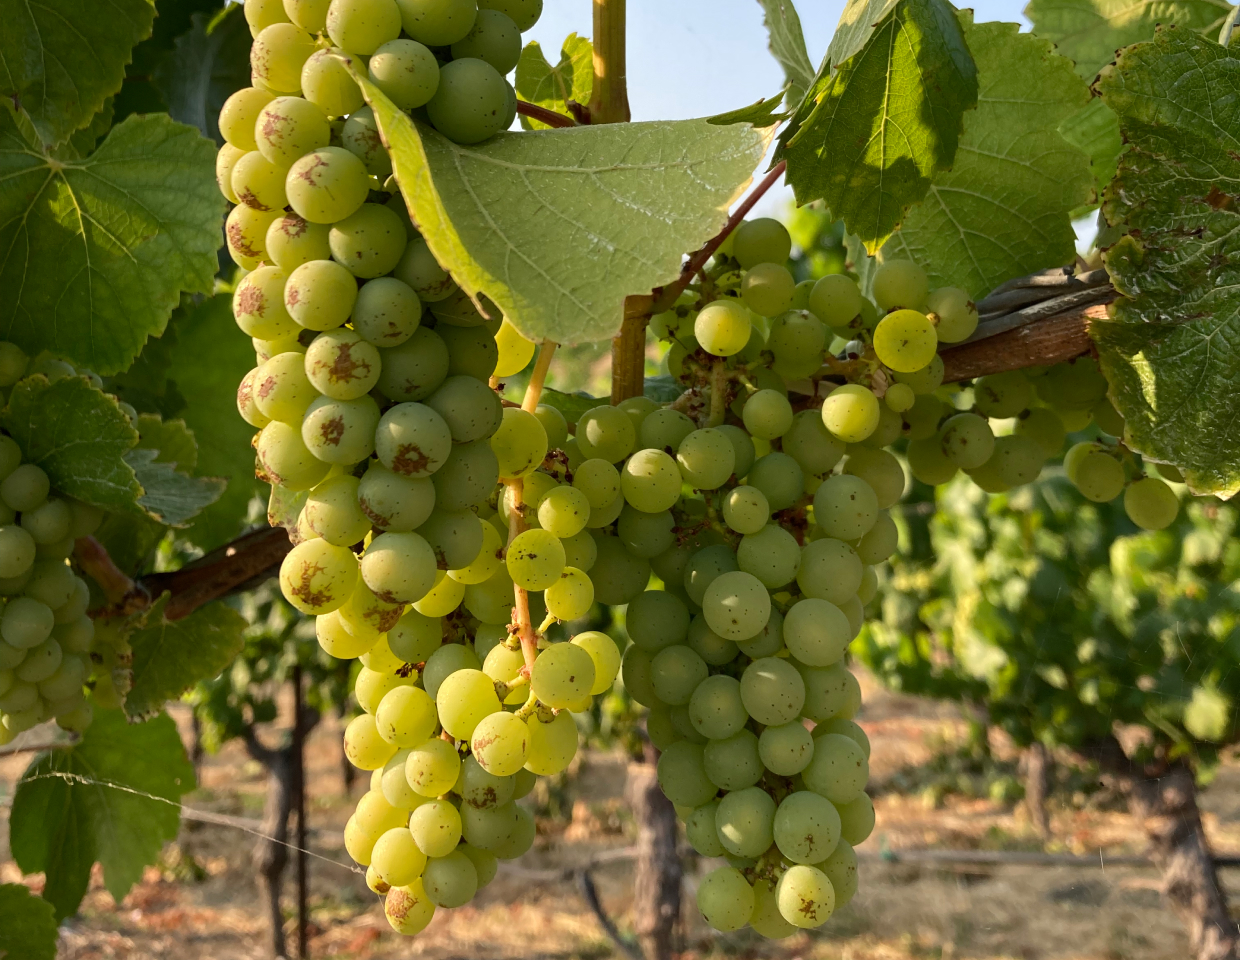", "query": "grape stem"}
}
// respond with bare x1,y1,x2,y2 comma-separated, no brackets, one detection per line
74,536,140,608
522,340,558,413
706,359,729,427
514,100,579,129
